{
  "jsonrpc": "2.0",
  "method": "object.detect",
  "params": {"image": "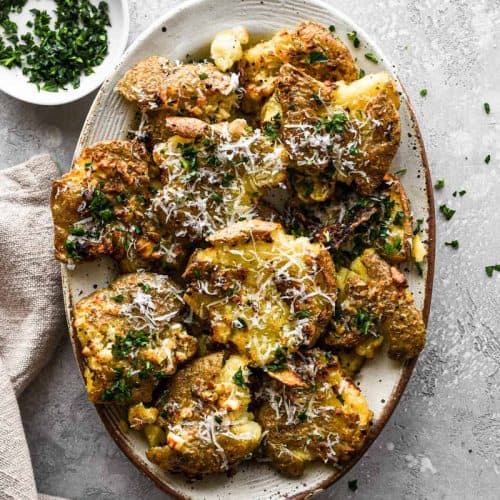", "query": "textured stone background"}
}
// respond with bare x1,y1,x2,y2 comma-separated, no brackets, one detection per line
1,0,498,498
